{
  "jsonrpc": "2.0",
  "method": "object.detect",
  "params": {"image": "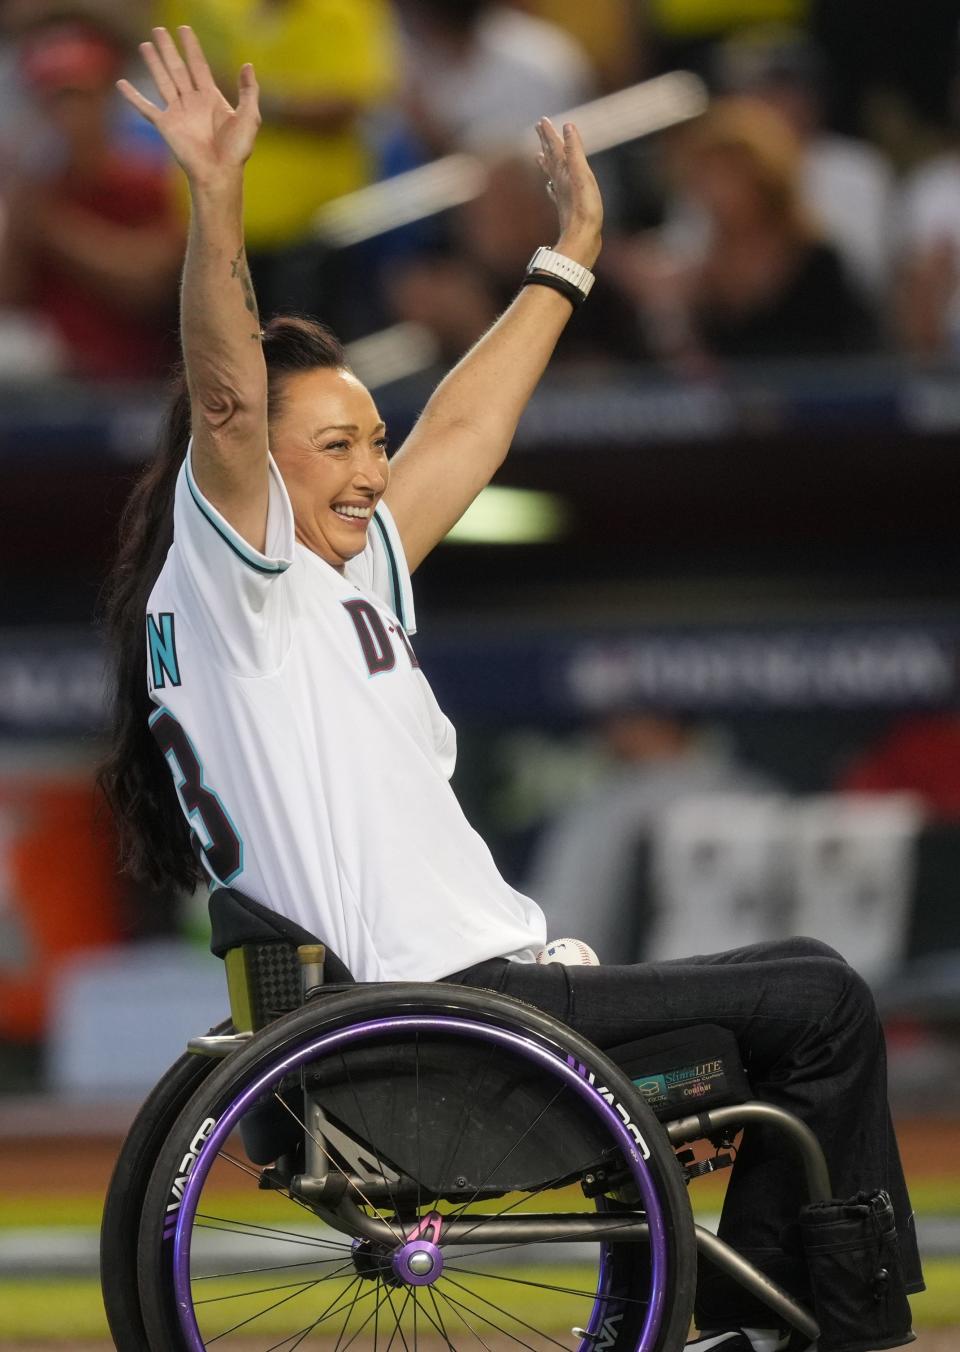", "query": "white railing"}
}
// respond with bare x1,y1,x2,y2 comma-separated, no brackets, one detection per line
313,71,708,248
